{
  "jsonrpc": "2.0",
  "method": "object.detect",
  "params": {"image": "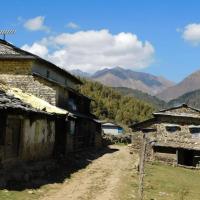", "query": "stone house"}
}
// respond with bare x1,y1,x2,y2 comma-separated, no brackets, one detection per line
131,104,200,167
0,39,102,156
